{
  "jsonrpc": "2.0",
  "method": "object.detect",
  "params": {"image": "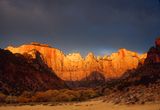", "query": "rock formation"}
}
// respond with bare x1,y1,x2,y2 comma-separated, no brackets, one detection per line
145,37,160,64
6,43,147,81
0,49,67,95
101,38,160,104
